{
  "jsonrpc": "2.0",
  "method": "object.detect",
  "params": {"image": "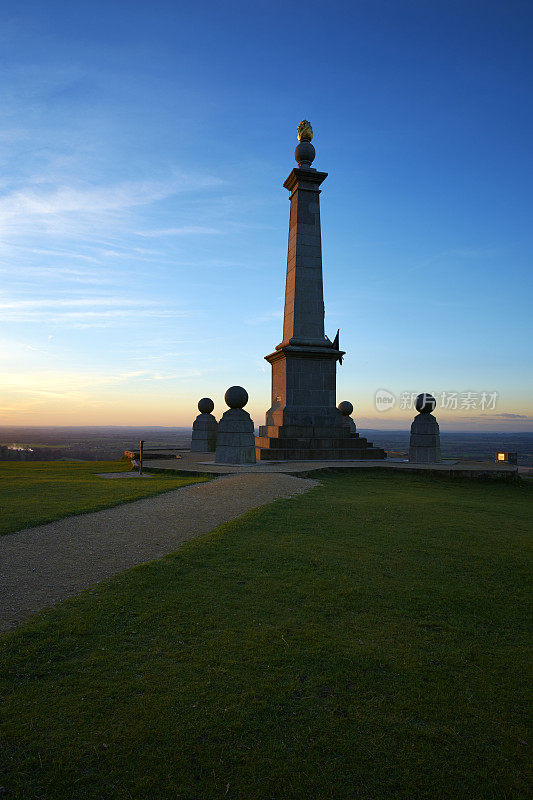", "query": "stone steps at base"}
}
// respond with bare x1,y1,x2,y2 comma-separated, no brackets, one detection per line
256,446,386,461
255,436,370,450
259,425,349,438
